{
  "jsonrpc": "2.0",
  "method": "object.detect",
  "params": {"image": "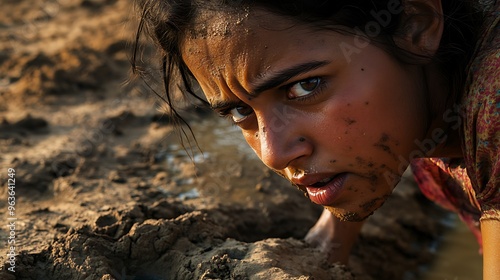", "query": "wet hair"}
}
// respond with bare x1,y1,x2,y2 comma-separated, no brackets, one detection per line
132,0,484,128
